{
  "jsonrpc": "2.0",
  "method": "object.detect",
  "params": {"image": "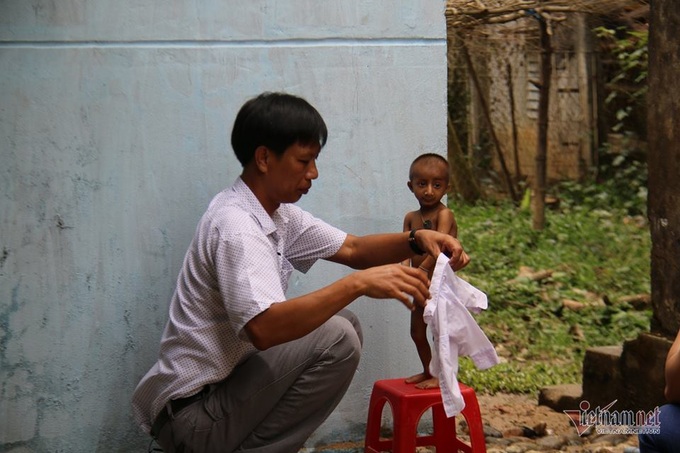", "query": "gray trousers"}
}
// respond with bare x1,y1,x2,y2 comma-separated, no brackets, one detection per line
155,309,363,453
